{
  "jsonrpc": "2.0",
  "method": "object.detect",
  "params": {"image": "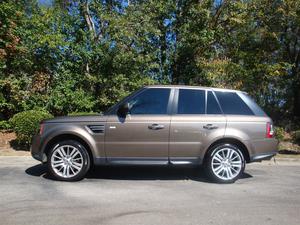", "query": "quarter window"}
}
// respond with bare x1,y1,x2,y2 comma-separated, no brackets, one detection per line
177,89,205,114
214,91,254,115
128,88,170,115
